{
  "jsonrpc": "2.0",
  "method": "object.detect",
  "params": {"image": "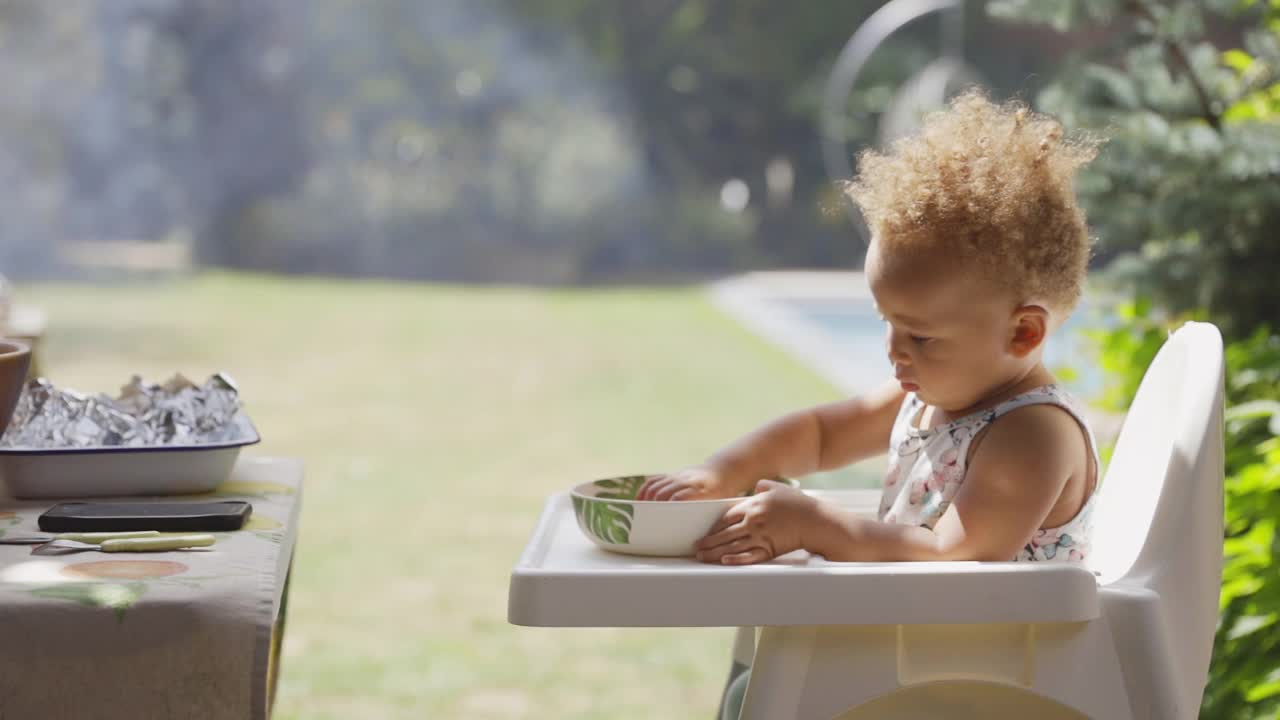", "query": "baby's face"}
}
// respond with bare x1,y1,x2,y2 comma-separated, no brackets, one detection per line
866,242,1033,413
